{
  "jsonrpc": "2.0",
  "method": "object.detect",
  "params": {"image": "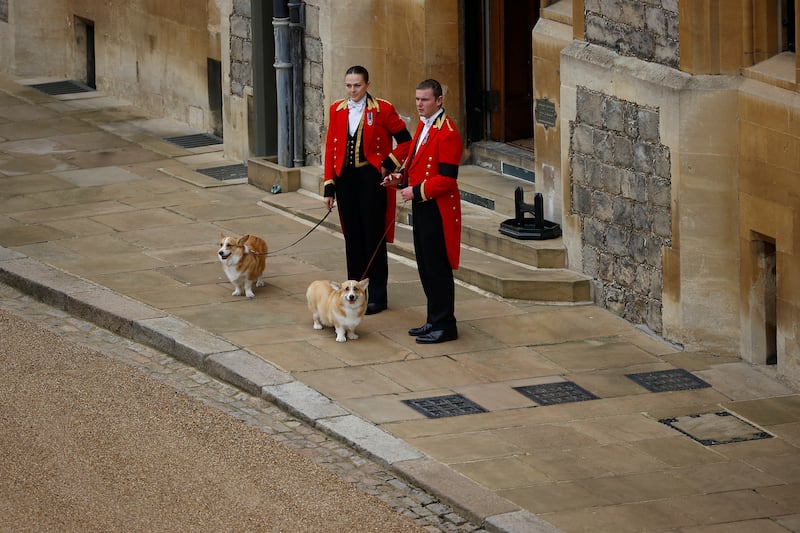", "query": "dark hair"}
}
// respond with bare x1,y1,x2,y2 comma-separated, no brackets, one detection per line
416,79,443,98
345,65,369,83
